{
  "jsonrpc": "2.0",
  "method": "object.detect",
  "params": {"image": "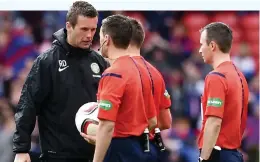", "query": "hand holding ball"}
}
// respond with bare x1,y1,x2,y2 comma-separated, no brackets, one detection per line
75,102,99,136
